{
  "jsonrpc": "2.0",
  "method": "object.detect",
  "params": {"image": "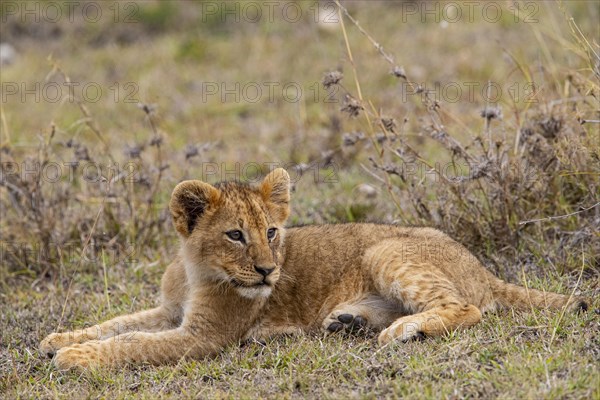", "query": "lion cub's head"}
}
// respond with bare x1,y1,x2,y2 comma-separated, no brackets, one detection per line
169,168,290,299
